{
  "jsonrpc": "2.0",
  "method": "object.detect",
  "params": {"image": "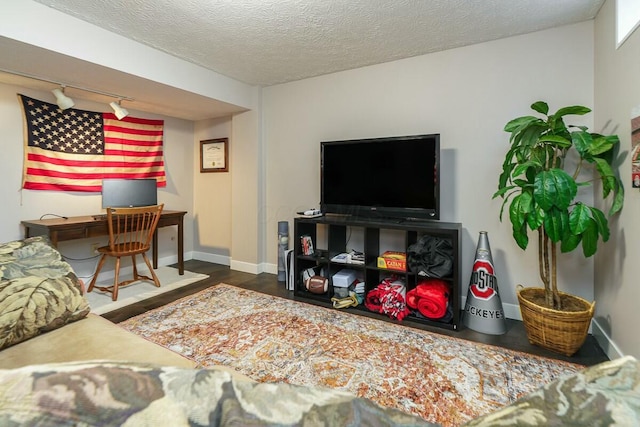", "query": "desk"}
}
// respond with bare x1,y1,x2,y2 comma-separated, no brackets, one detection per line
21,210,187,275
